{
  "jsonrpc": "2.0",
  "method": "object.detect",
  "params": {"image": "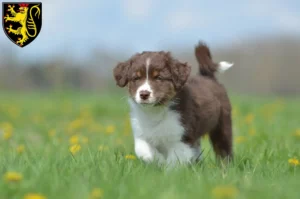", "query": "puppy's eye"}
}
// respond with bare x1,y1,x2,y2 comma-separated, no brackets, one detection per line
154,76,163,81
133,77,140,81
